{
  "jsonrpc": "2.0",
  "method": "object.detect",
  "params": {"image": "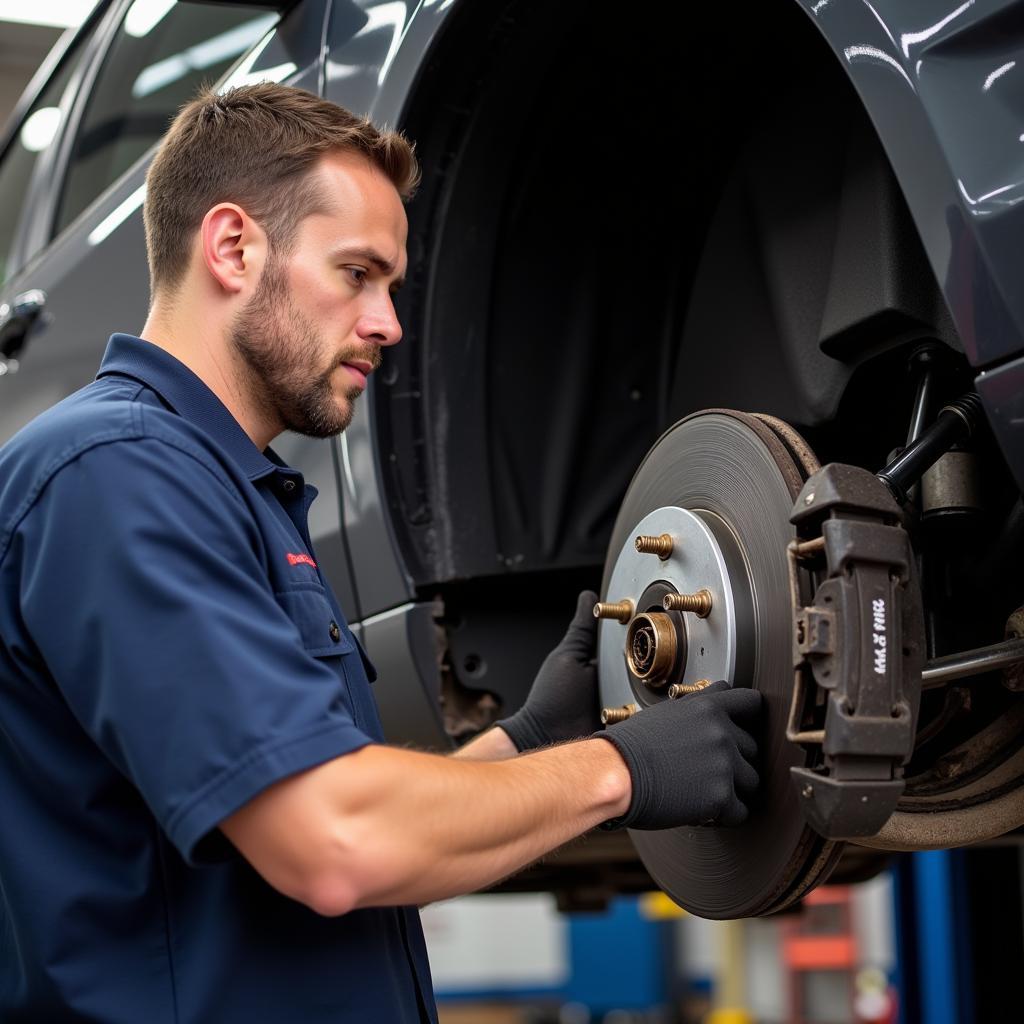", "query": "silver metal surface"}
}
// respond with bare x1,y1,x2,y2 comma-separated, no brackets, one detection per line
599,506,739,713
906,367,934,445
921,637,1024,689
